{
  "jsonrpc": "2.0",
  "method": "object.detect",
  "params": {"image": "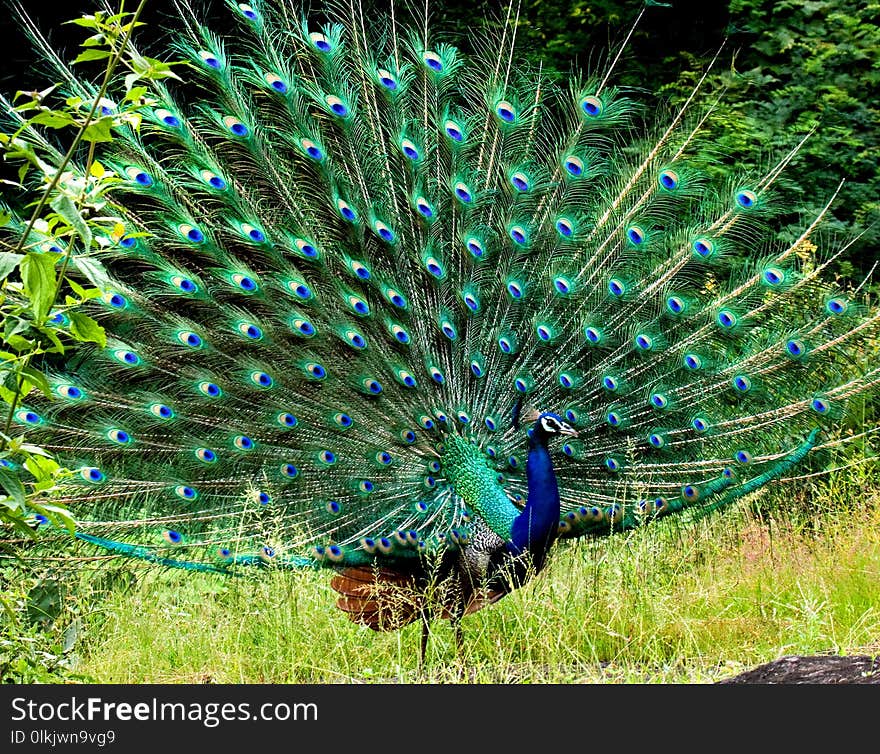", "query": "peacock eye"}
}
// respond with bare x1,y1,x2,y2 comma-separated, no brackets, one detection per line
465,237,484,258
826,297,848,315
199,169,227,190
325,95,349,117
309,32,333,52
415,196,435,218
264,73,288,93
563,154,585,177
125,166,154,186
198,50,222,69
659,169,679,190
301,138,325,162
373,220,396,243
510,171,530,191
155,108,181,128
509,225,528,245
495,100,517,123
400,138,420,161
453,181,473,204
579,95,604,117
377,68,398,90
178,224,204,244
294,238,320,260
423,51,444,72
240,223,265,243
735,189,758,209
238,4,259,21
444,119,465,142
223,115,249,137
555,218,574,238
541,417,560,433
